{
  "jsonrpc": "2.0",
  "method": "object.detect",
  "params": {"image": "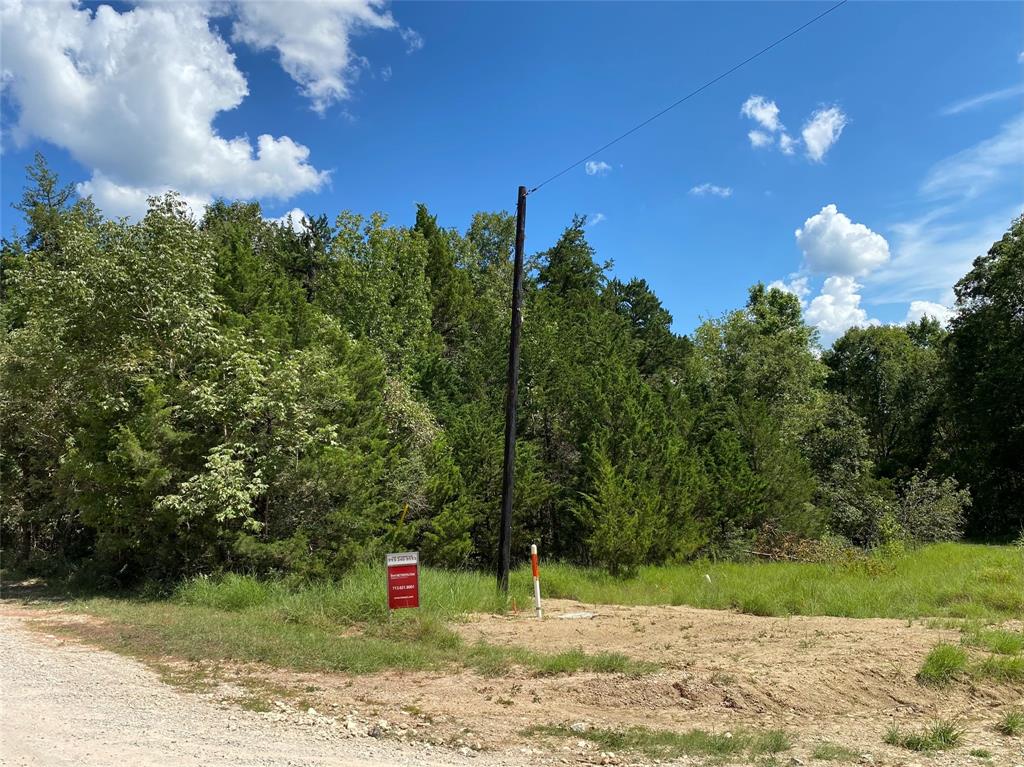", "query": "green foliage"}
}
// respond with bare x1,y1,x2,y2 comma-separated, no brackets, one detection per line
944,214,1024,538
896,473,969,543
2,157,1021,581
